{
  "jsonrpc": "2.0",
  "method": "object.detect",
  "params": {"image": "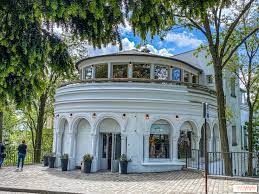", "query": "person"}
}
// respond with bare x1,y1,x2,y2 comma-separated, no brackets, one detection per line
0,141,6,168
17,140,27,171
